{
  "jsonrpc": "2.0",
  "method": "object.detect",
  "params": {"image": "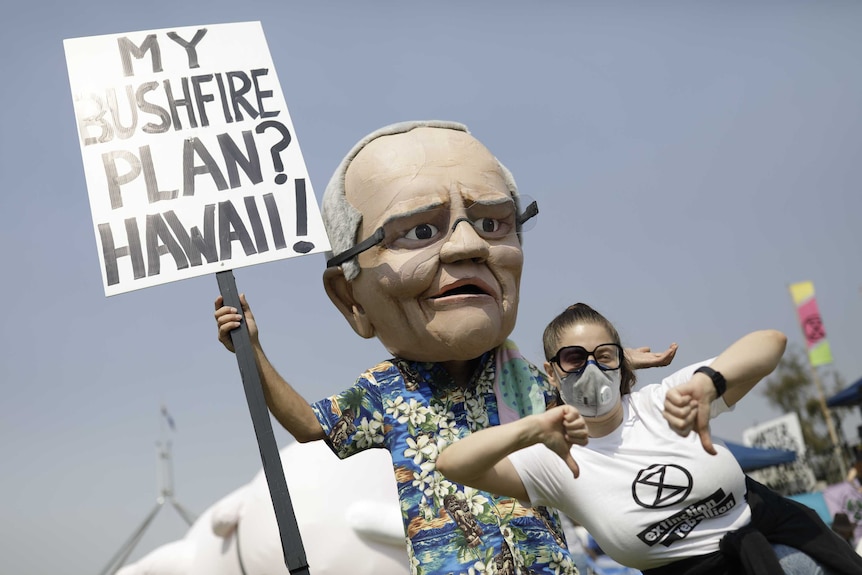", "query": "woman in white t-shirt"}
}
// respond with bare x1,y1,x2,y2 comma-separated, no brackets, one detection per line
437,303,862,575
